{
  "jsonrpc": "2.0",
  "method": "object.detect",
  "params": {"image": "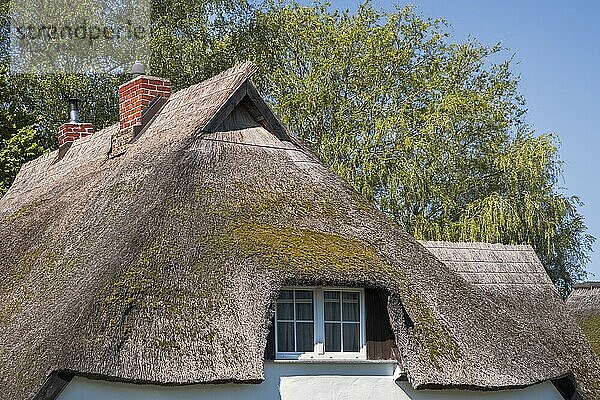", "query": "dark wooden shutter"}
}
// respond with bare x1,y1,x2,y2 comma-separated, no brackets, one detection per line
365,288,397,360
264,317,276,360
33,371,72,400
552,376,580,400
